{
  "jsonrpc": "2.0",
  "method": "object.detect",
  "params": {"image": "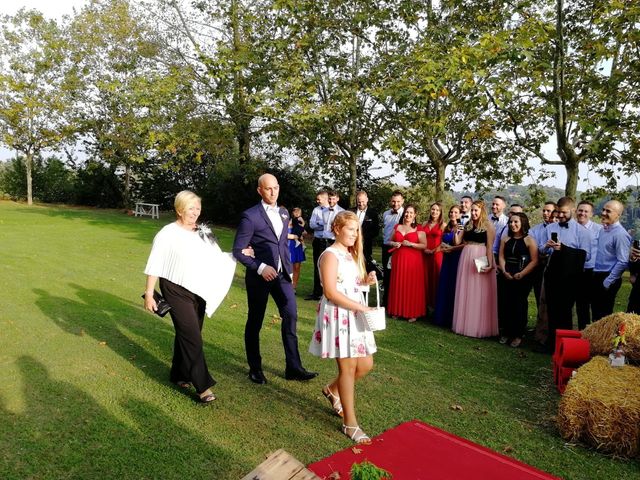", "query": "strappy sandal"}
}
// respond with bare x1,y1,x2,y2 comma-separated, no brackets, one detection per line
199,392,216,404
322,385,343,417
342,424,371,445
